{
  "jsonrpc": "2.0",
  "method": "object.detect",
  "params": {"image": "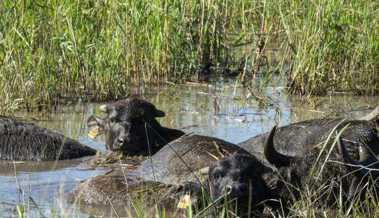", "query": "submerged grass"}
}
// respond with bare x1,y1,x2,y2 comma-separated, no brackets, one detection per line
0,0,378,109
